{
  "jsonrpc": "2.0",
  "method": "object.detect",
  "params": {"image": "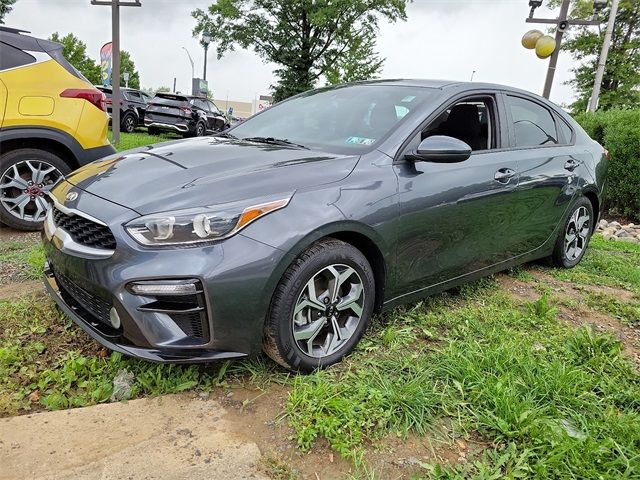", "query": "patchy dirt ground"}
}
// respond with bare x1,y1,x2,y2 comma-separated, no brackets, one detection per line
2,226,639,478
499,272,640,366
